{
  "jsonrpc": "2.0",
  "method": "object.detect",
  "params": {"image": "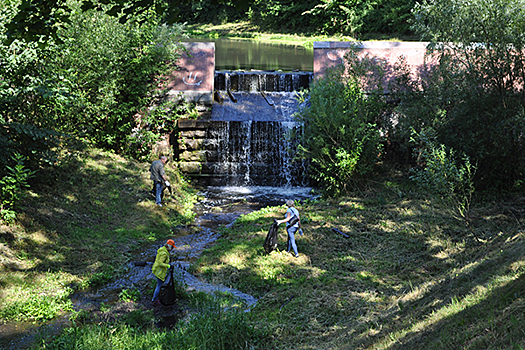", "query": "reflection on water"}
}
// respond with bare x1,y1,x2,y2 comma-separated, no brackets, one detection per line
187,38,313,72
